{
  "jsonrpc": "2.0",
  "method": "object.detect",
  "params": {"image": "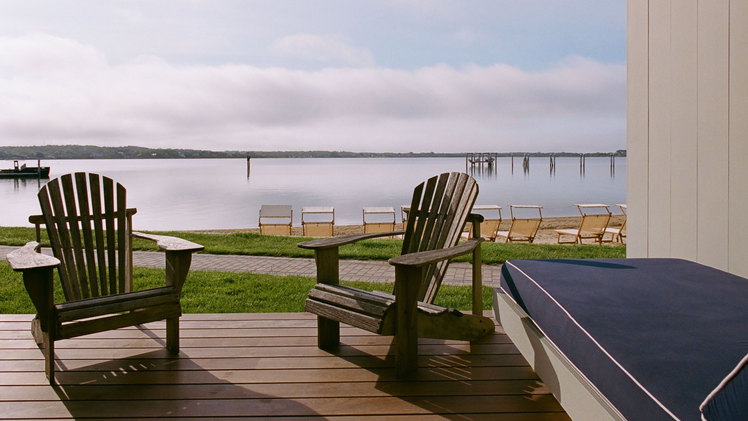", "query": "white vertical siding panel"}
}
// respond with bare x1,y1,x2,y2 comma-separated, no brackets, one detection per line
627,0,650,258
669,0,699,260
648,0,672,257
697,0,730,270
729,0,748,277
